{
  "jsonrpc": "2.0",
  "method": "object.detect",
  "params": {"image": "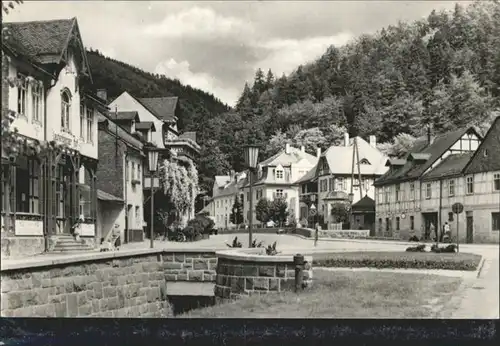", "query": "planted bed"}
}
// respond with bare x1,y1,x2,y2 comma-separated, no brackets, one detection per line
312,251,482,271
